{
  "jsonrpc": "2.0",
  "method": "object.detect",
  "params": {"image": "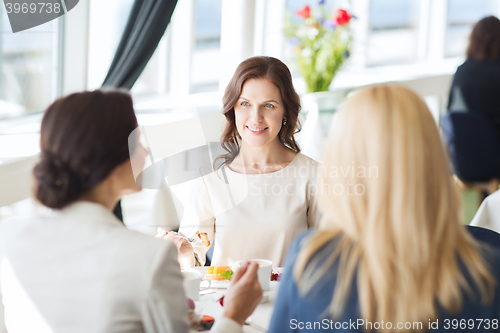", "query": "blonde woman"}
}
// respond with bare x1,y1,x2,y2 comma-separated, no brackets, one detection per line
269,85,500,332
